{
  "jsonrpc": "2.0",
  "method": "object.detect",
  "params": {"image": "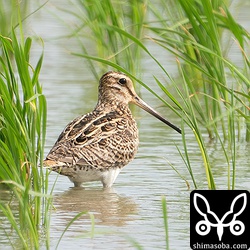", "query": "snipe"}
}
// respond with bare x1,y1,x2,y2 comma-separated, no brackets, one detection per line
44,71,181,188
